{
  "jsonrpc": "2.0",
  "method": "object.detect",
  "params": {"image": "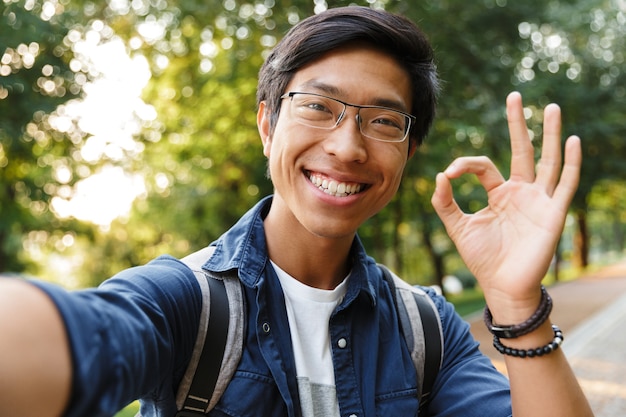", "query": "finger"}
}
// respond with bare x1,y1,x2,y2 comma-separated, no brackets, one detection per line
535,103,563,194
444,156,506,194
431,172,465,235
506,92,535,182
553,135,582,209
